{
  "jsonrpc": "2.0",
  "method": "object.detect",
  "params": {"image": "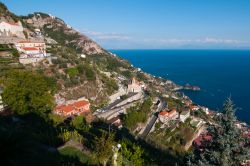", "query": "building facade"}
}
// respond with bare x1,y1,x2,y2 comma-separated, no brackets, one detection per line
159,109,179,123
127,77,144,93
16,40,46,56
180,110,190,122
